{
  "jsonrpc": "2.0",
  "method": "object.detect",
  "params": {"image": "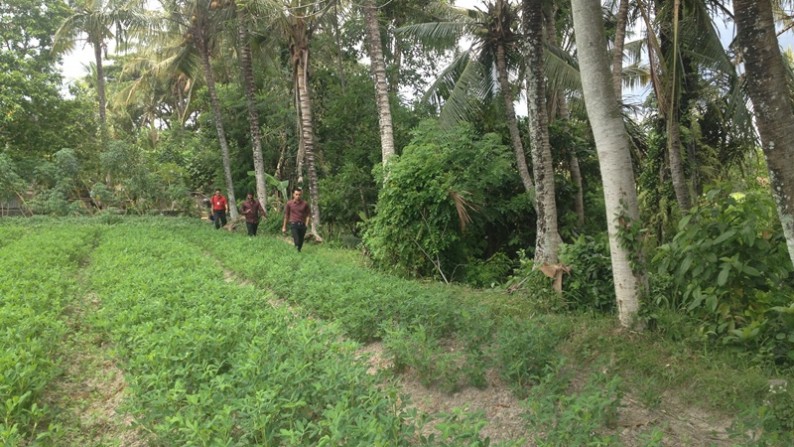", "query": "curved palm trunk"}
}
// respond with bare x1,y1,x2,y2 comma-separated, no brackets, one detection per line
363,0,396,166
572,0,646,328
294,45,322,239
198,41,238,220
611,0,630,97
496,41,534,192
524,0,561,264
235,7,268,210
735,0,794,268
